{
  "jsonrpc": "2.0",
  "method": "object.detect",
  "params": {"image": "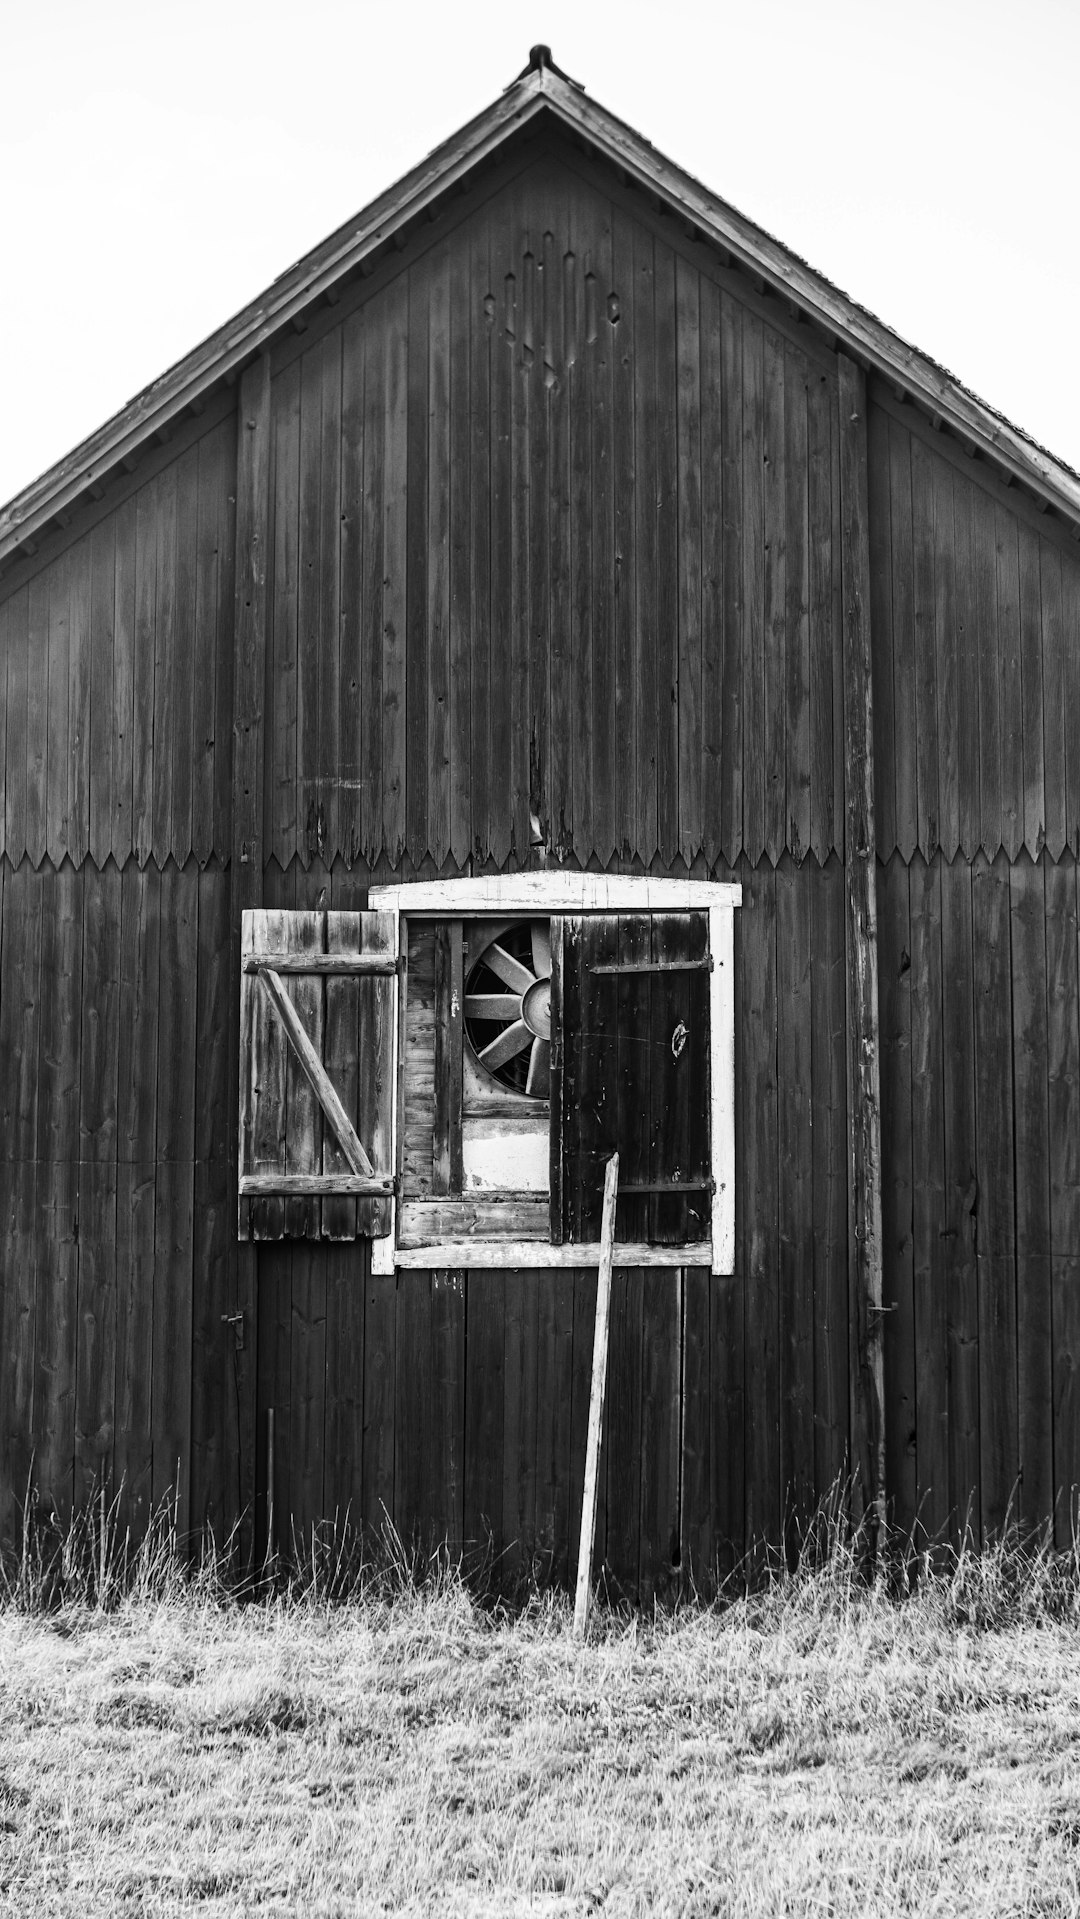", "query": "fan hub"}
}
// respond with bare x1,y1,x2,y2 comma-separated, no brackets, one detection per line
521,977,551,1041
